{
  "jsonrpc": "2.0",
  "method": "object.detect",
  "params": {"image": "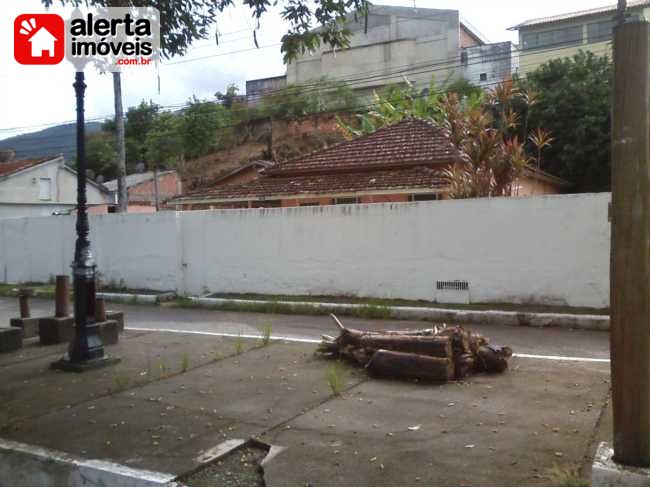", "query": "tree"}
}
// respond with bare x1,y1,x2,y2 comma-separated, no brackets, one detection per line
125,100,160,166
180,97,228,159
145,112,184,166
261,77,359,119
84,132,118,181
144,111,184,209
215,84,240,109
517,51,612,192
337,78,551,198
42,0,371,210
